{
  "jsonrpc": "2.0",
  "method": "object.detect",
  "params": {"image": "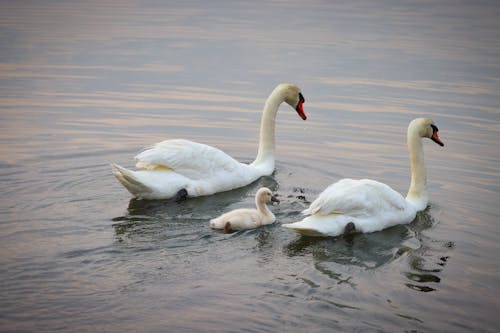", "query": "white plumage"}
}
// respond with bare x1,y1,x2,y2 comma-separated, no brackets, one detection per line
283,118,444,237
112,83,306,199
